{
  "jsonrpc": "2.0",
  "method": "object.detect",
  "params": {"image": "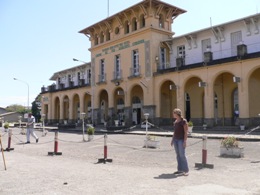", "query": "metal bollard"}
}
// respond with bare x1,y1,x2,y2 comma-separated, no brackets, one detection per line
4,129,14,152
195,135,214,169
0,135,7,170
98,134,112,163
48,131,62,156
